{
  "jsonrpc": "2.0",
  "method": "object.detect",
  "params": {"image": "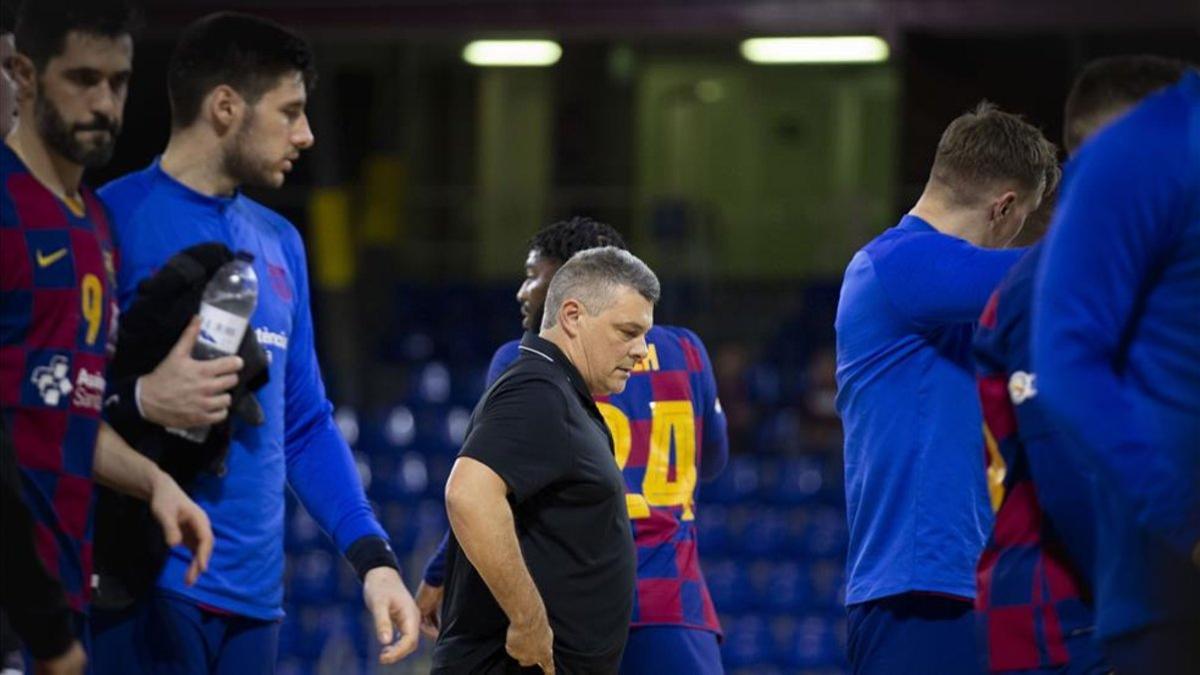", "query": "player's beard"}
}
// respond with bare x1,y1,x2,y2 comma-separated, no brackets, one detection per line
529,305,546,333
223,110,281,189
34,91,119,168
